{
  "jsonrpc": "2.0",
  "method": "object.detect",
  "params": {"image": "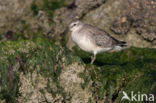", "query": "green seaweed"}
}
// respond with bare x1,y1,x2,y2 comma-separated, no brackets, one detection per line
0,37,66,102
1,37,156,102
0,62,19,103
74,47,156,102
117,71,156,103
